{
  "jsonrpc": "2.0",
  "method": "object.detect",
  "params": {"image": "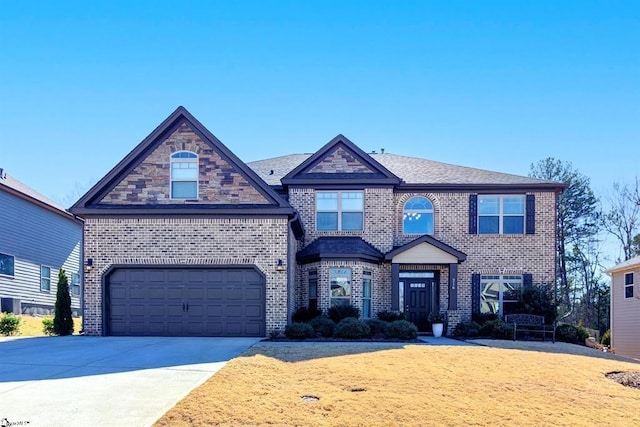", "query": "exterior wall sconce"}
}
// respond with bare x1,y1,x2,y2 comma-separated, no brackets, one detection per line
85,258,93,273
276,259,286,271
